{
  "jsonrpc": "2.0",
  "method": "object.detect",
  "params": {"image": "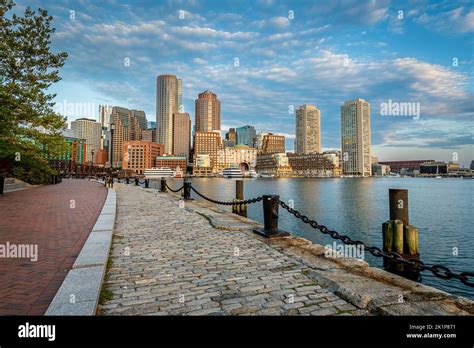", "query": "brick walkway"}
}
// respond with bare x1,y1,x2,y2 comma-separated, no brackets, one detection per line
100,184,360,316
0,179,107,315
